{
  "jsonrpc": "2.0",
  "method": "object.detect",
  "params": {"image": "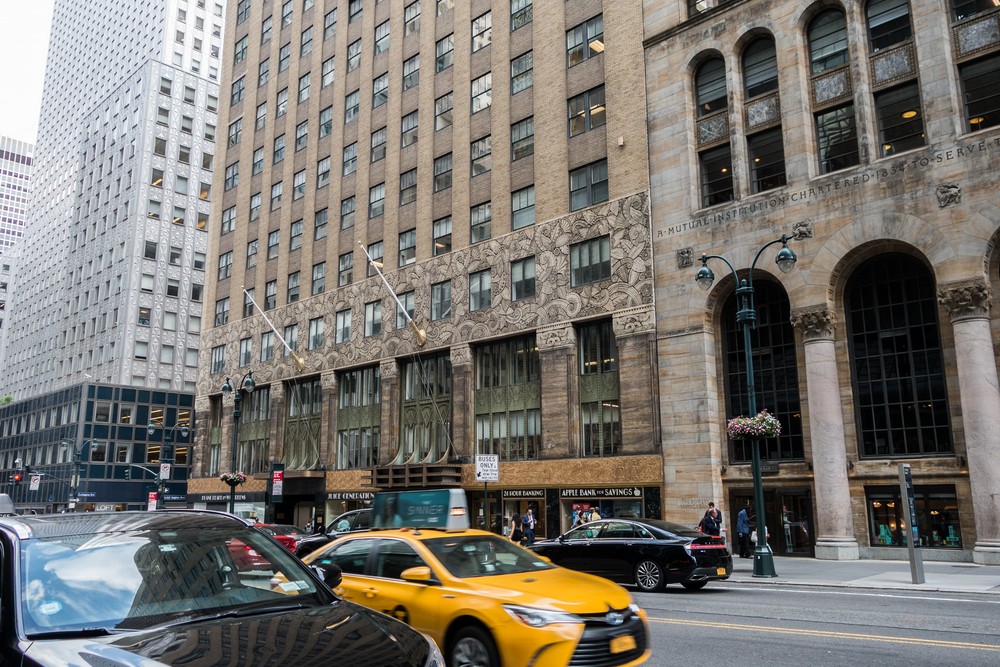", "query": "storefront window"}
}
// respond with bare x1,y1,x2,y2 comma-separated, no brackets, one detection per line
866,485,962,548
